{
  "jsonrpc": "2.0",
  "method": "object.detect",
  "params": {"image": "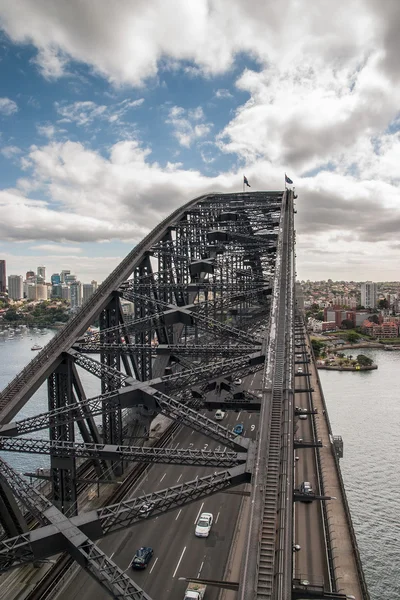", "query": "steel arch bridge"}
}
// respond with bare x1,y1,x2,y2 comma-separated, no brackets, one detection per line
0,190,300,600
